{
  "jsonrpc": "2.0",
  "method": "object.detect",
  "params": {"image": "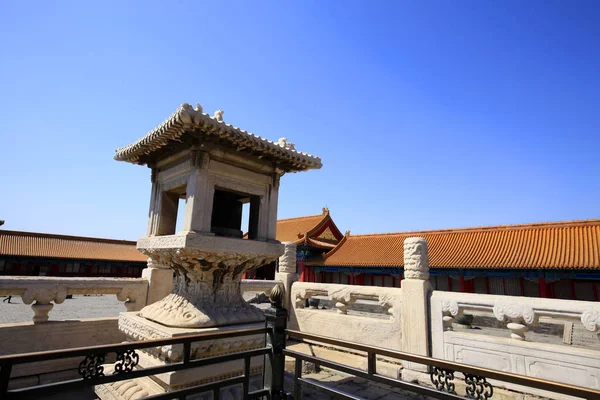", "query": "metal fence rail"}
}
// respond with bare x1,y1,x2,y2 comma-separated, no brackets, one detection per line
2,294,600,400
285,329,600,400
0,327,270,400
